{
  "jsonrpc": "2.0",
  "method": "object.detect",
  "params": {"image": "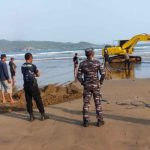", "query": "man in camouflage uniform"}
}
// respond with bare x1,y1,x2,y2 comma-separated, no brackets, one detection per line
77,48,105,127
